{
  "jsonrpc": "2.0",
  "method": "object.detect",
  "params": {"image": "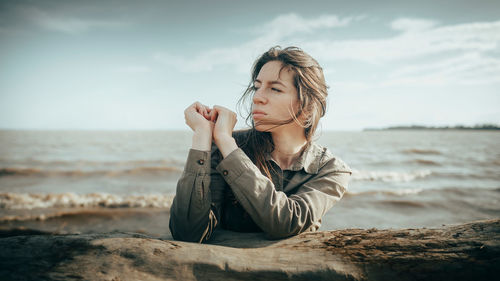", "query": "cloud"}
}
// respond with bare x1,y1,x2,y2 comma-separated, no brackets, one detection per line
385,52,500,86
154,14,500,88
312,18,500,88
253,13,355,38
154,13,359,73
304,19,500,63
19,5,127,34
334,52,500,92
390,18,438,32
